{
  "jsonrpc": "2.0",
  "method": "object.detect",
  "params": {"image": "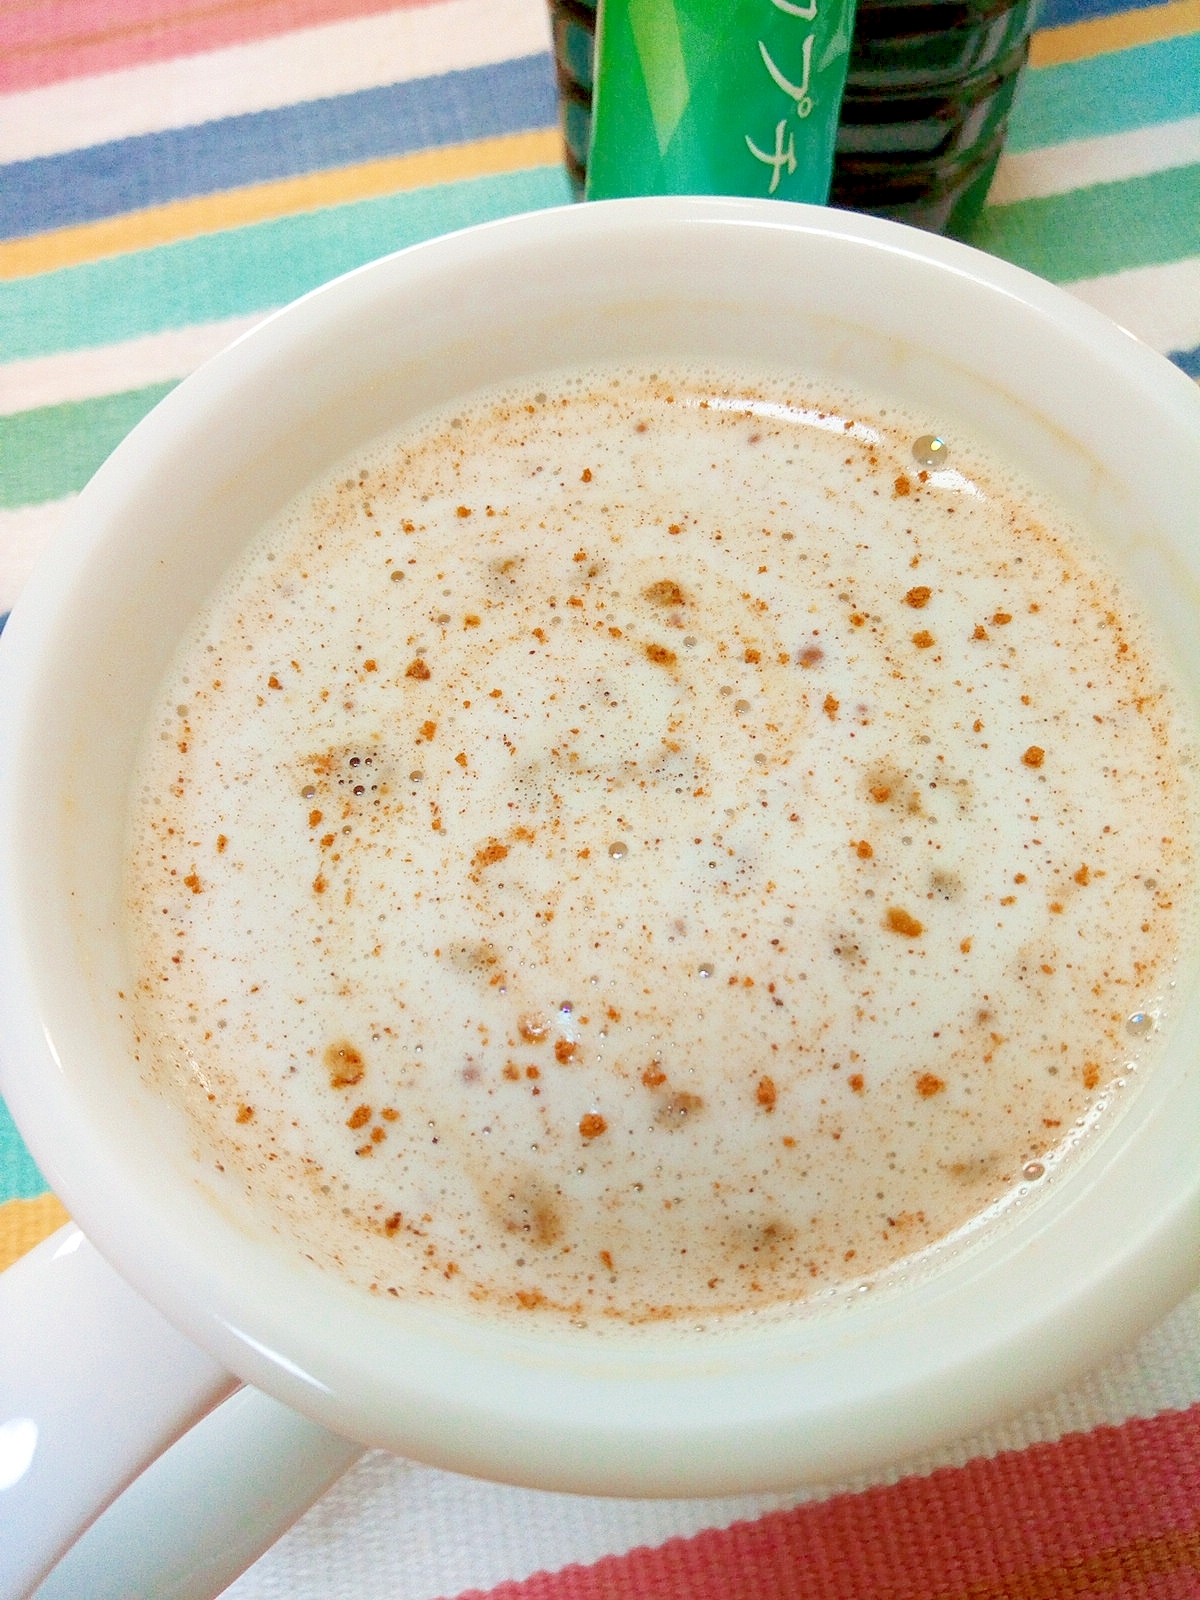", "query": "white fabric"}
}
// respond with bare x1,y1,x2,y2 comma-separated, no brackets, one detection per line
988,112,1200,204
